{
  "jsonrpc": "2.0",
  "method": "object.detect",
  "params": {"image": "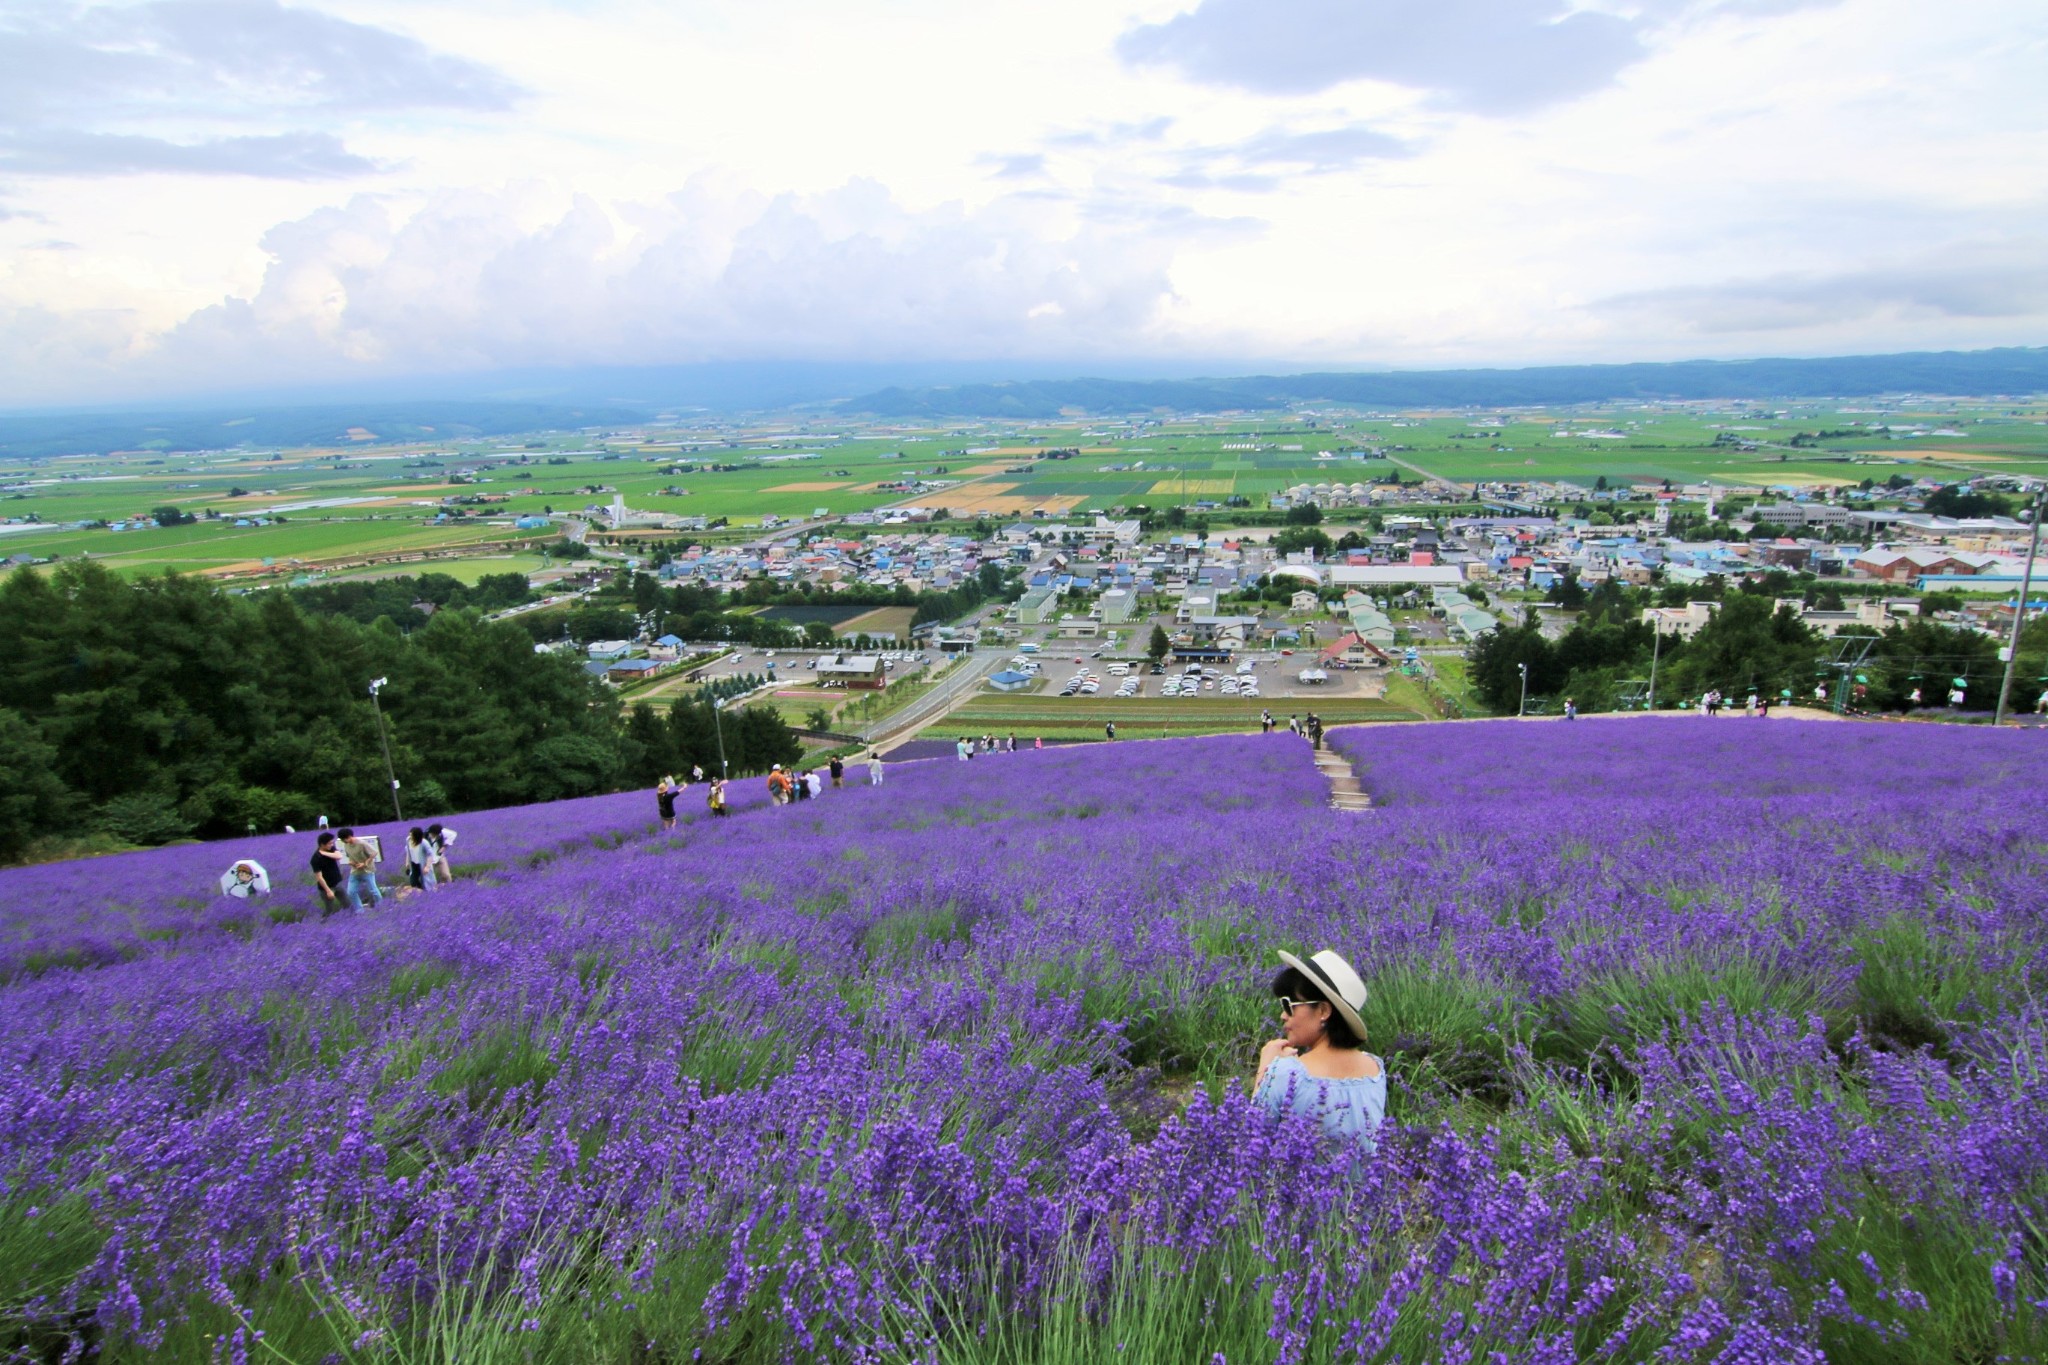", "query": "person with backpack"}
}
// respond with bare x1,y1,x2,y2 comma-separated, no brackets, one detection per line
339,828,382,913
768,765,792,804
1104,721,1116,741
